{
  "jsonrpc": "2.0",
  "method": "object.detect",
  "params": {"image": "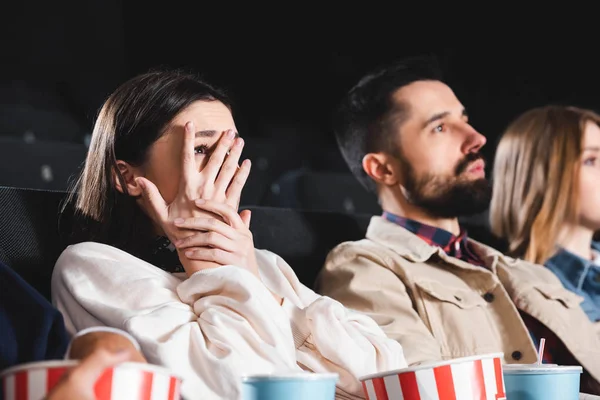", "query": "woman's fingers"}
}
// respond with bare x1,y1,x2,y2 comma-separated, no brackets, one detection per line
193,199,247,230
215,137,244,194
179,121,198,195
175,231,237,252
203,130,236,184
239,209,252,229
225,159,251,209
173,215,237,239
136,177,168,222
183,247,239,266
